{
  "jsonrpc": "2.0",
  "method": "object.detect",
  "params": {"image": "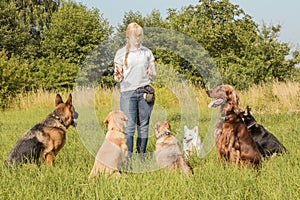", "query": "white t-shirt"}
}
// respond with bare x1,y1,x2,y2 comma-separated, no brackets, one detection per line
114,45,155,92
